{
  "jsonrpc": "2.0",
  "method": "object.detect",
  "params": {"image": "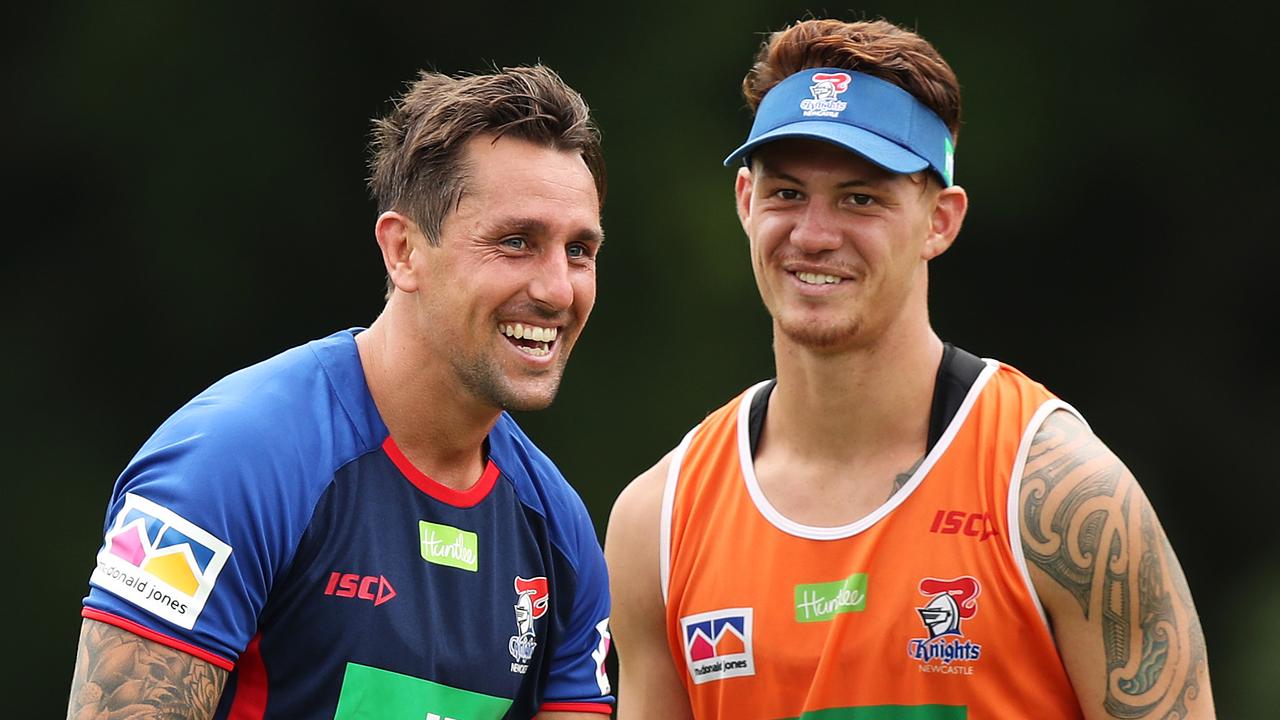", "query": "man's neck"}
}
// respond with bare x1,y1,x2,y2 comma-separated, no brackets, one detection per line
767,317,943,464
356,305,498,491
